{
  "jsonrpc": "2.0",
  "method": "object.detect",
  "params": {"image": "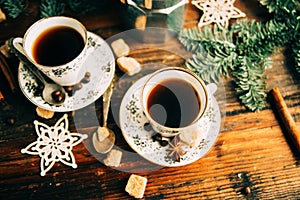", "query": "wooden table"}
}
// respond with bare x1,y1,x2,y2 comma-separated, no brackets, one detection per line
1,1,300,199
